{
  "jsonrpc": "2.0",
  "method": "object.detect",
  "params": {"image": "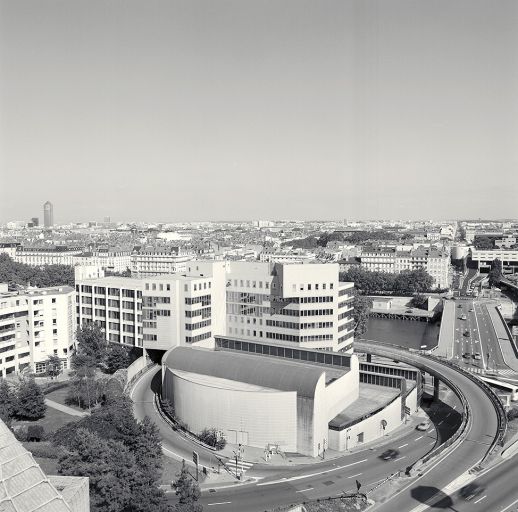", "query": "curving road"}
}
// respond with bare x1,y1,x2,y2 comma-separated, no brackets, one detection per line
131,342,502,512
